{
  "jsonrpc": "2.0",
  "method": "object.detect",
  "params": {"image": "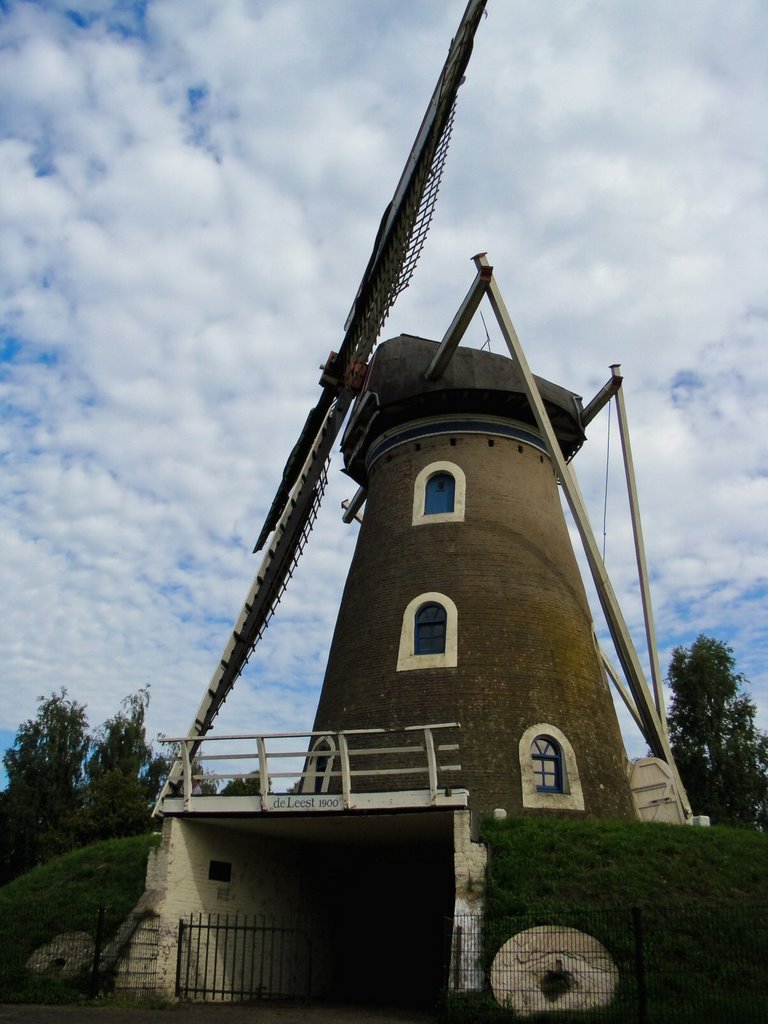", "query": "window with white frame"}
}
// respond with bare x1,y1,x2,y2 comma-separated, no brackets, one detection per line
412,461,466,525
518,723,585,811
397,592,458,671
